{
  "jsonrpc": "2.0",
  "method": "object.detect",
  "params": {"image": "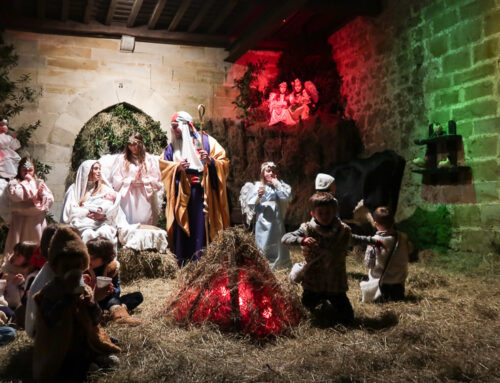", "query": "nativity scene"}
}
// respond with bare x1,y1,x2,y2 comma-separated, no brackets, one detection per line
0,0,497,382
